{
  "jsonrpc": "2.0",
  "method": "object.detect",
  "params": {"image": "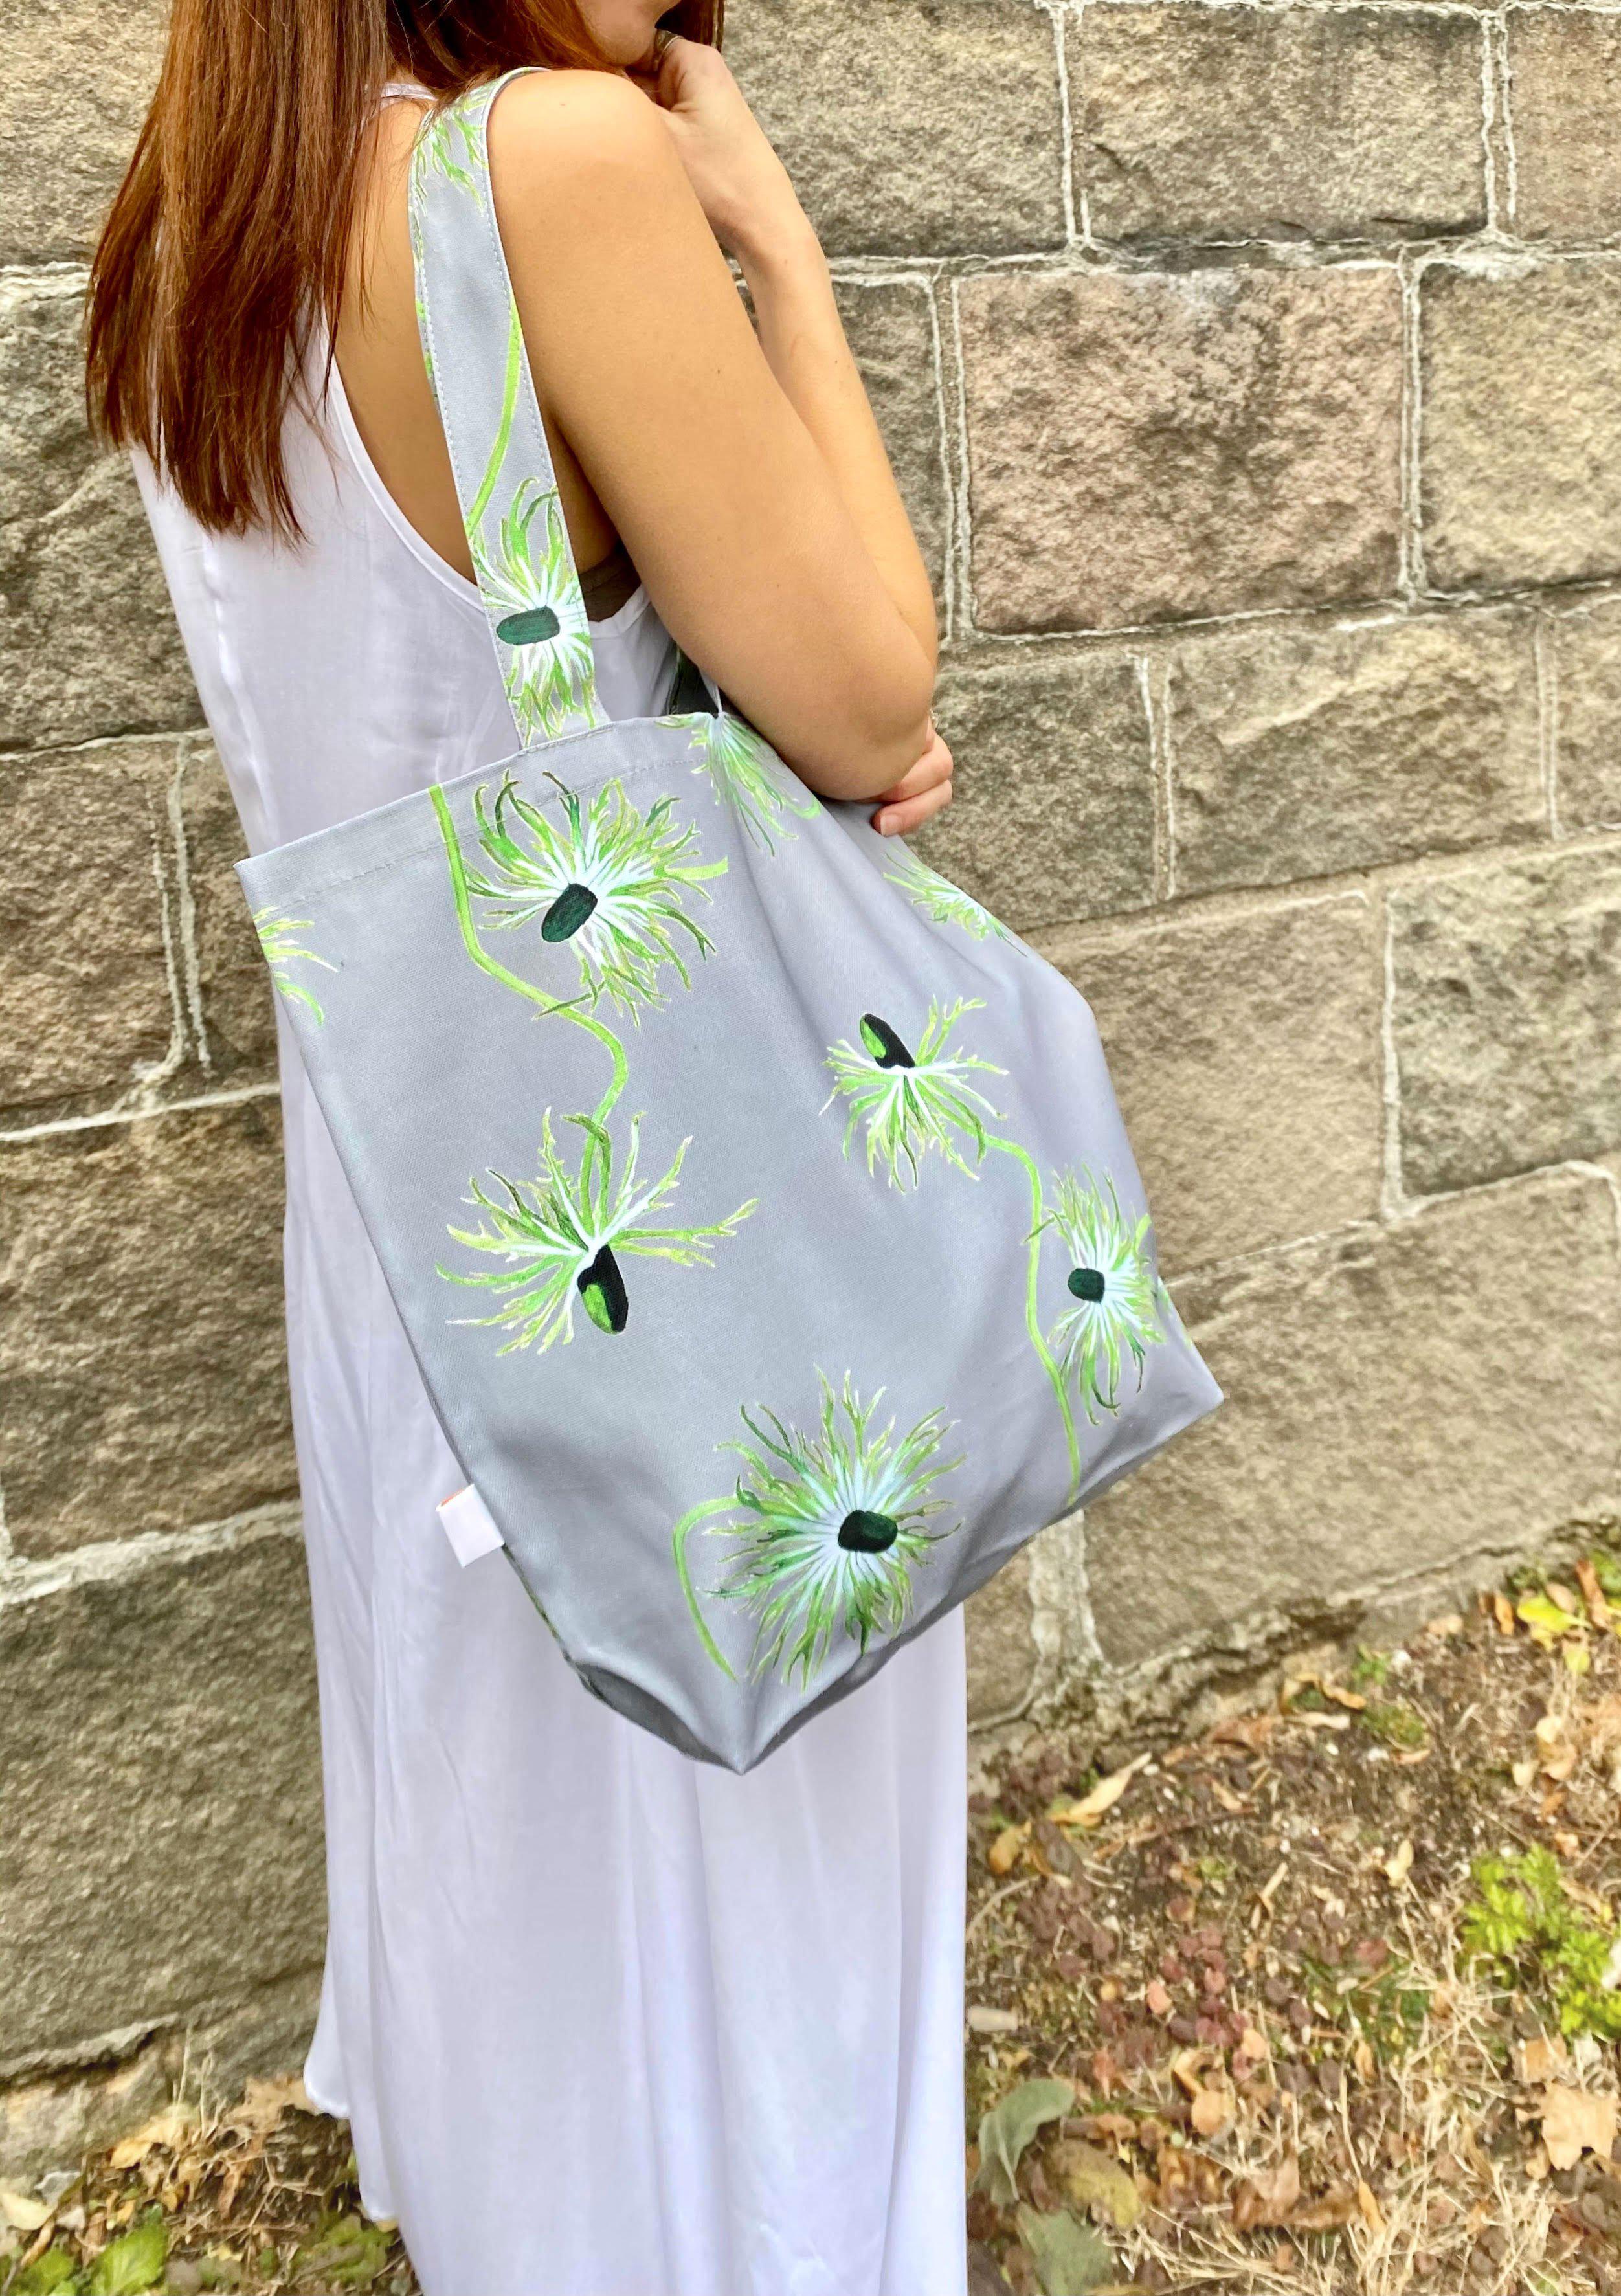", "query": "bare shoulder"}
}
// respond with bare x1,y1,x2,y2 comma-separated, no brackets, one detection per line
487,69,687,210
